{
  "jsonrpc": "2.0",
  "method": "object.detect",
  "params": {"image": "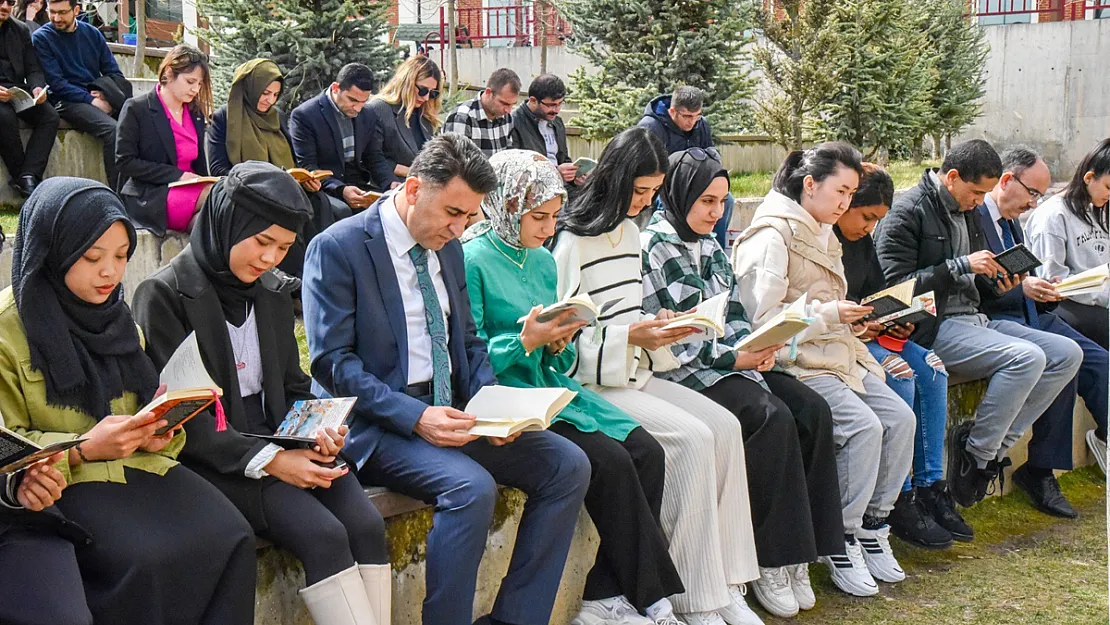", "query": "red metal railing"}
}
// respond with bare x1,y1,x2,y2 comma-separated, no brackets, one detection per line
424,3,571,51
968,0,1110,19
